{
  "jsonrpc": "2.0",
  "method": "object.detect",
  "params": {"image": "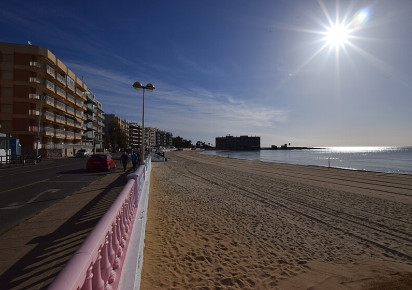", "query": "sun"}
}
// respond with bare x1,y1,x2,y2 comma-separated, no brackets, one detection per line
324,23,351,48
